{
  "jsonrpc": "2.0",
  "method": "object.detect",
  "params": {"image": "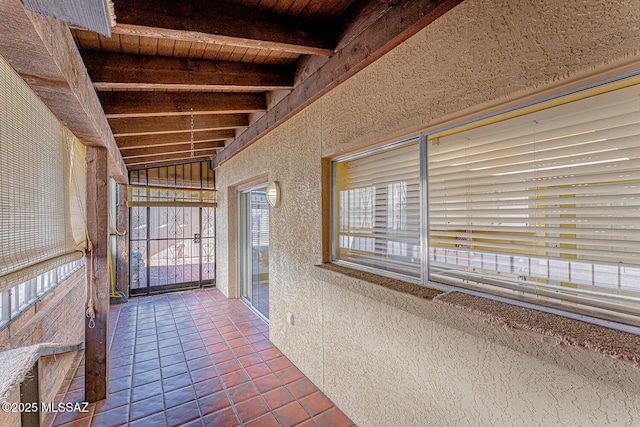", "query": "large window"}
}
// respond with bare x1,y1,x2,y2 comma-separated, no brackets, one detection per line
334,141,421,278
333,79,640,327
